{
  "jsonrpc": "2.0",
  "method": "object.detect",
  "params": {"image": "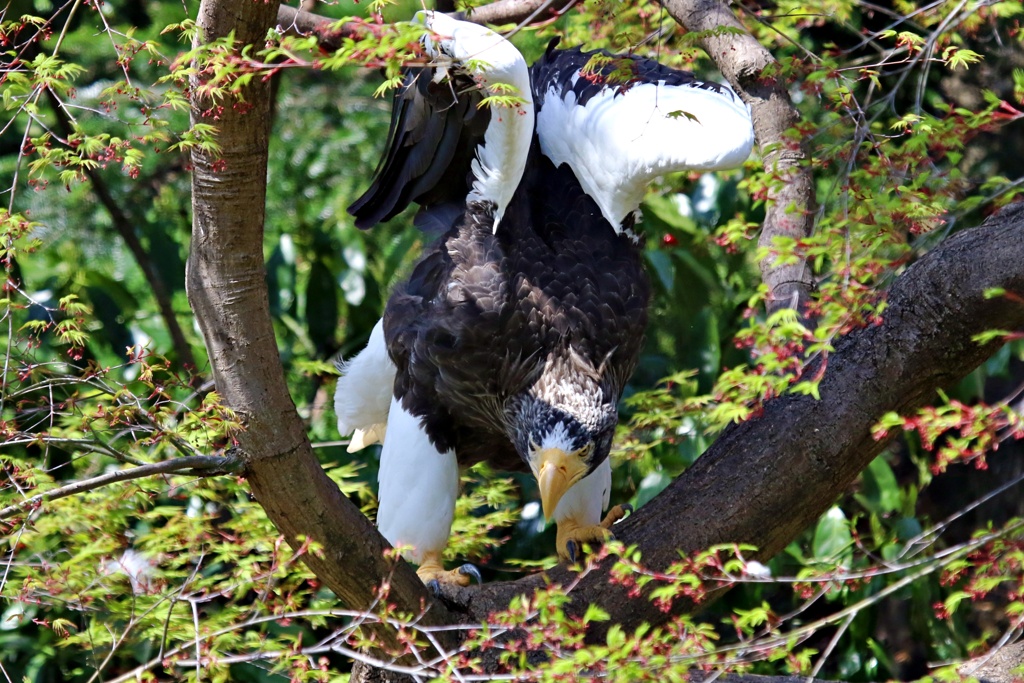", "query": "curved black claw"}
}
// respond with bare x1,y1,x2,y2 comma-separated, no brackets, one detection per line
565,539,578,564
620,503,634,517
426,579,442,596
458,563,482,585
